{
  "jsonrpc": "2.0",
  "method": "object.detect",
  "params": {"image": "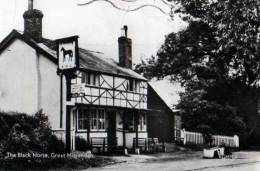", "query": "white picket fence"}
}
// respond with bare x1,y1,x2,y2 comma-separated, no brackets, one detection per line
174,128,239,148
